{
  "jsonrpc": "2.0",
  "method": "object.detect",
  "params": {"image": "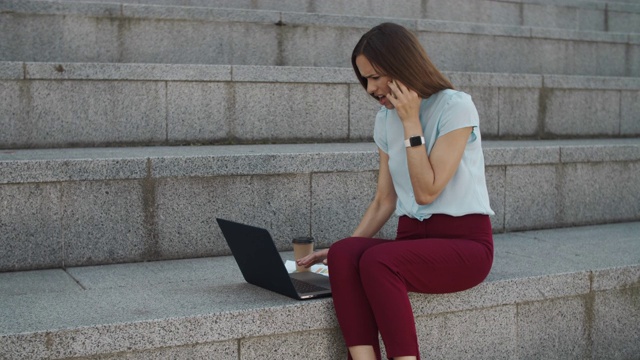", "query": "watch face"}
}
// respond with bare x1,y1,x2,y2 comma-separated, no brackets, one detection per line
409,136,423,147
